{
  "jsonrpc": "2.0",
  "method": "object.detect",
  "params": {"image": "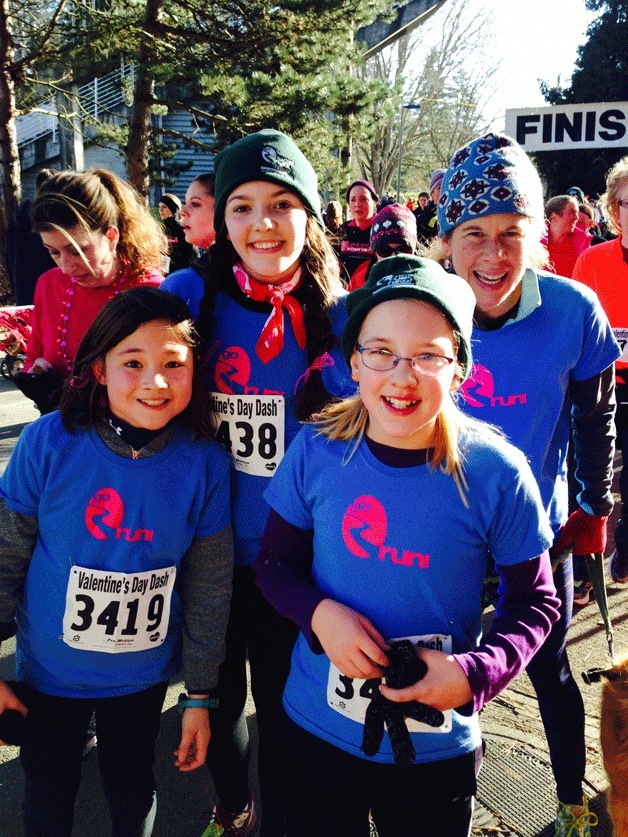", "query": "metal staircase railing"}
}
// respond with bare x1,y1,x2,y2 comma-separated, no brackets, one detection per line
17,61,135,148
